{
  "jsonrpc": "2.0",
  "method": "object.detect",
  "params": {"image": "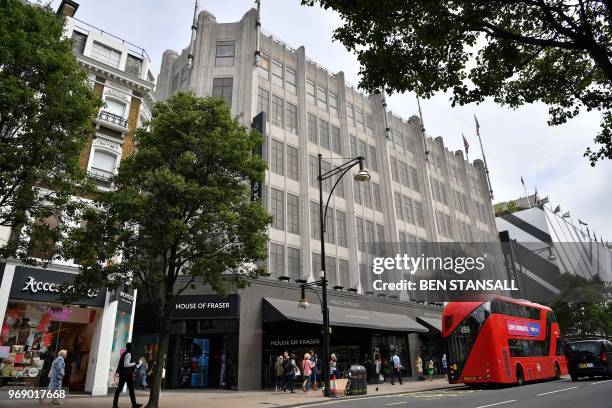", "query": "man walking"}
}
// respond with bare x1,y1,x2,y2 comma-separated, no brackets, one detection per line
390,351,403,385
112,342,142,408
